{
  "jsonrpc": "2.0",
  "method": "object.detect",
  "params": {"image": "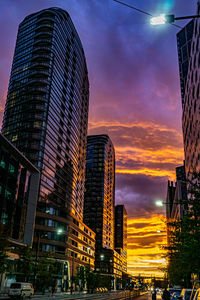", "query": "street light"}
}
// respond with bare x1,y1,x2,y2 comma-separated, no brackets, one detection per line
57,228,63,235
34,228,64,288
100,254,105,261
150,14,200,26
155,200,164,207
150,14,168,25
